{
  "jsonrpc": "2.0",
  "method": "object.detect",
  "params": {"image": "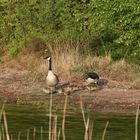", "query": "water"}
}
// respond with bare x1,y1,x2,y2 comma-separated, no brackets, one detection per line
1,104,140,140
